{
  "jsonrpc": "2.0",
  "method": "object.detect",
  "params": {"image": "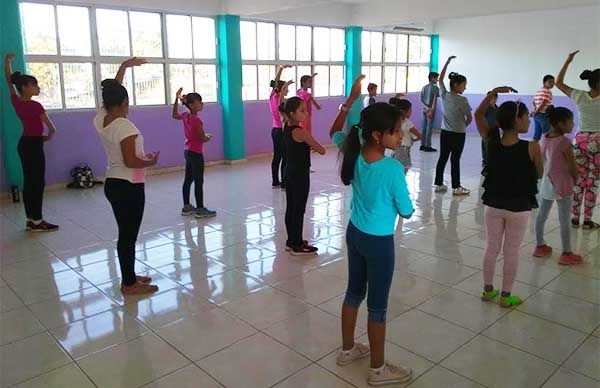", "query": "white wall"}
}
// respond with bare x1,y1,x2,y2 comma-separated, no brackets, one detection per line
435,5,600,94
